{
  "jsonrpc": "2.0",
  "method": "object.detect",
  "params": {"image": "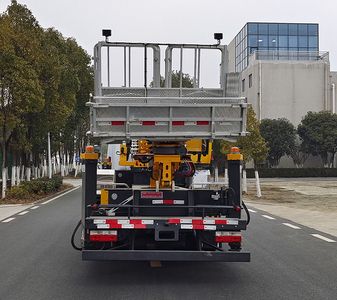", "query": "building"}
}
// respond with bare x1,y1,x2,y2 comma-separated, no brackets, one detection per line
227,22,336,126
